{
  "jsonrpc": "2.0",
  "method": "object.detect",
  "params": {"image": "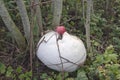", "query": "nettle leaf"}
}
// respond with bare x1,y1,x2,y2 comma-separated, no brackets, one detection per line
109,54,118,62
41,73,48,79
26,77,31,80
92,40,100,47
6,66,13,77
56,73,62,80
106,64,120,73
16,66,22,73
104,54,118,63
19,74,25,79
75,70,88,80
116,74,120,79
25,71,32,77
103,45,118,63
105,64,120,80
0,62,6,74
105,45,114,54
94,54,104,64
